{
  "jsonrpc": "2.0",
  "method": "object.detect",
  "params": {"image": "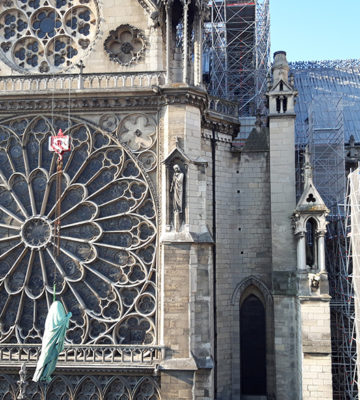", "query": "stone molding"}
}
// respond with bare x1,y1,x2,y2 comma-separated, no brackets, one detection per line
202,117,239,137
0,95,158,114
0,85,210,114
231,275,273,306
159,87,208,112
137,0,159,15
159,357,198,371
